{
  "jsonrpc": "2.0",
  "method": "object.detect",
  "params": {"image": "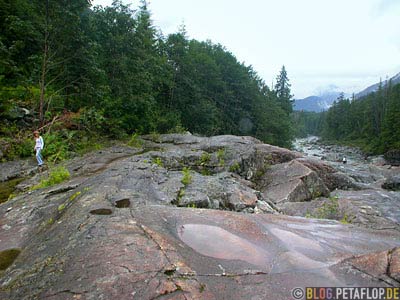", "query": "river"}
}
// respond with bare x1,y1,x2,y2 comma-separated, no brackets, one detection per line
291,136,400,229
